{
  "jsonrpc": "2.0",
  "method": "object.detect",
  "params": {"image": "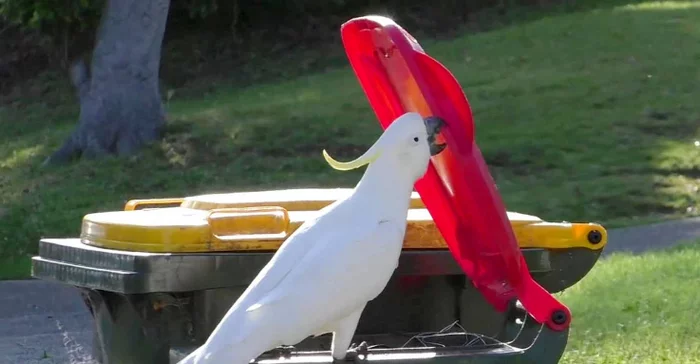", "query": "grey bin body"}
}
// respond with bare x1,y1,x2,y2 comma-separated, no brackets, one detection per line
32,238,600,364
